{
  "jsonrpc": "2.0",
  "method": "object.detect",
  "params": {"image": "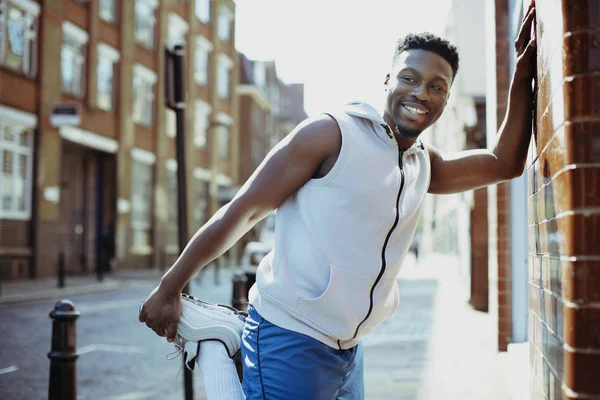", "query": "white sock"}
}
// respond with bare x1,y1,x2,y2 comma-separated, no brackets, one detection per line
197,340,245,400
